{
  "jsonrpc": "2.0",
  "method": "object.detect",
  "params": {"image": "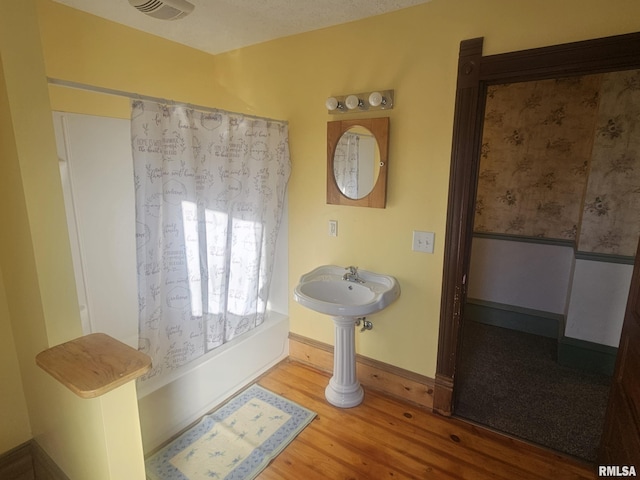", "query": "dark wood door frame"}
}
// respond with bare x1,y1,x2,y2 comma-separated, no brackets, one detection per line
434,31,640,416
599,239,640,465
